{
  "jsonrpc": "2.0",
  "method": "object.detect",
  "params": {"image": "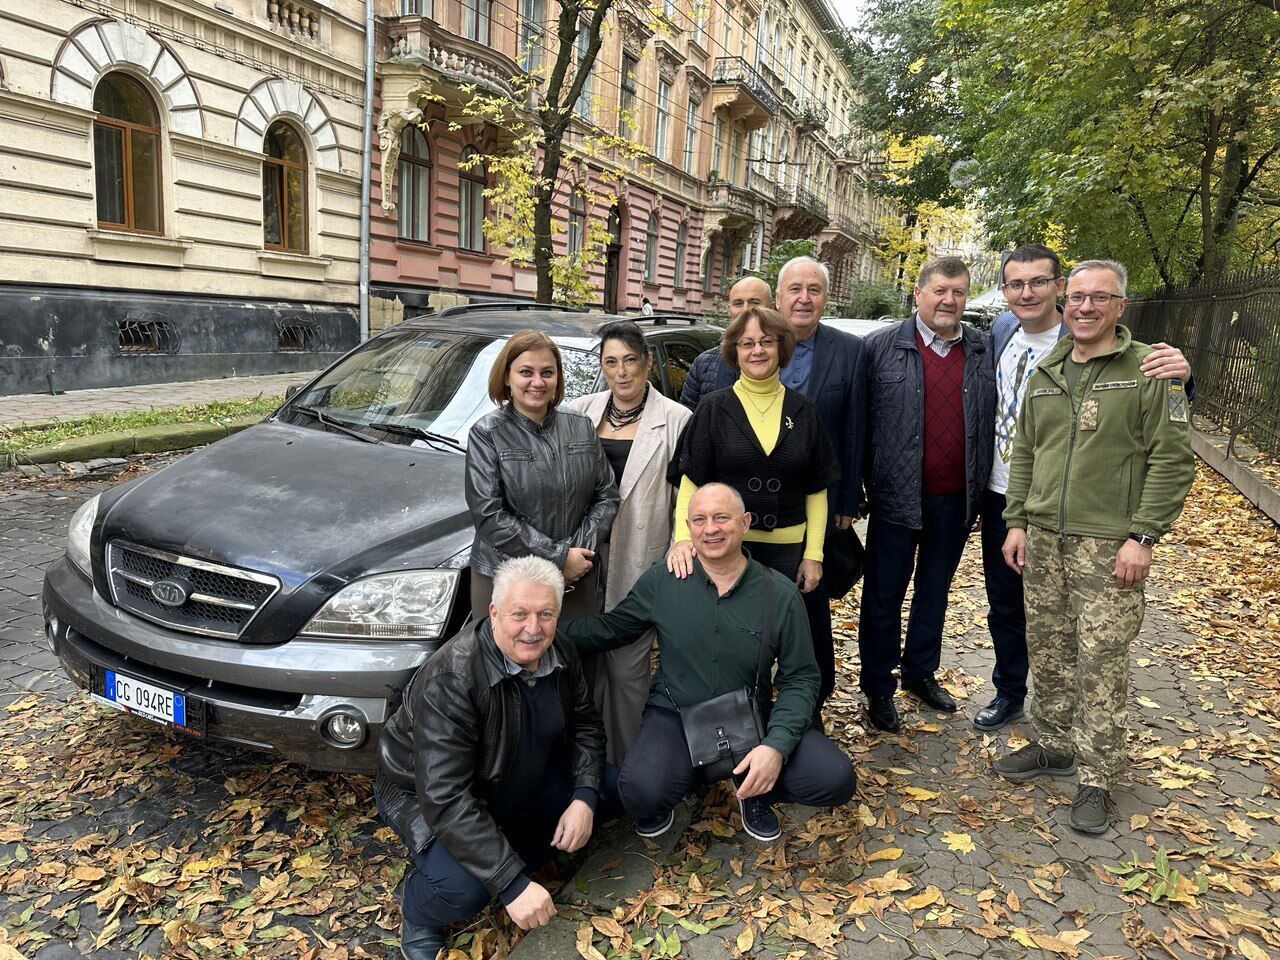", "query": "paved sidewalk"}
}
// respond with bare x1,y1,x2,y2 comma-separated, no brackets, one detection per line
0,371,319,428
